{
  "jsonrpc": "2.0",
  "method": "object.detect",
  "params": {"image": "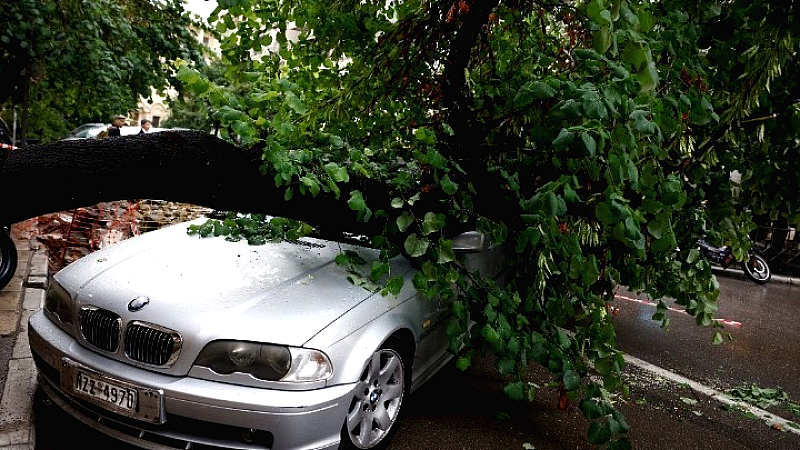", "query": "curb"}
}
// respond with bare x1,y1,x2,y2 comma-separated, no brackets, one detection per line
711,265,799,286
0,241,46,450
